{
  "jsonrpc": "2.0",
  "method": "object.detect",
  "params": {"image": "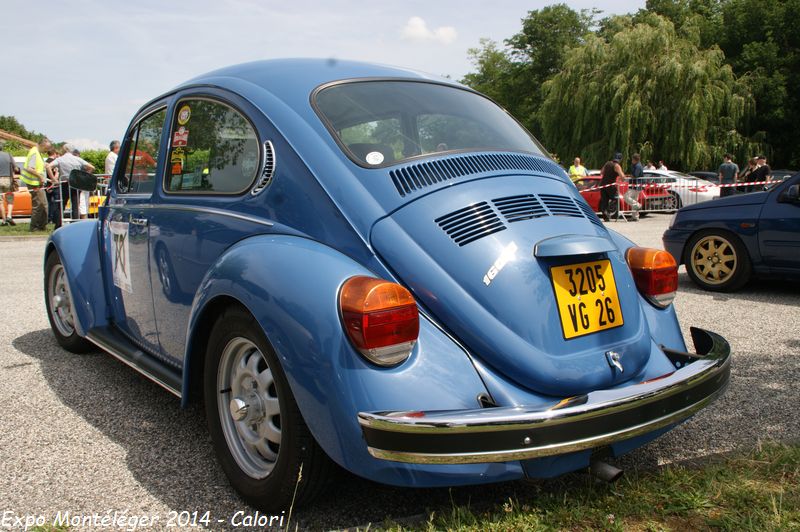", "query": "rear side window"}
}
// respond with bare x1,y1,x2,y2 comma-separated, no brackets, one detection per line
165,99,259,194
119,108,166,194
